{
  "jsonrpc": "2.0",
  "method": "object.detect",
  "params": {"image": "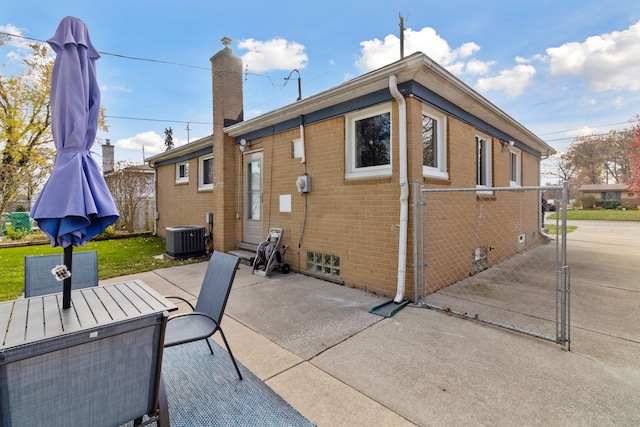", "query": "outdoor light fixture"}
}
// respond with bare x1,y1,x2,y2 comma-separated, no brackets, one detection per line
500,139,515,151
238,138,251,152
